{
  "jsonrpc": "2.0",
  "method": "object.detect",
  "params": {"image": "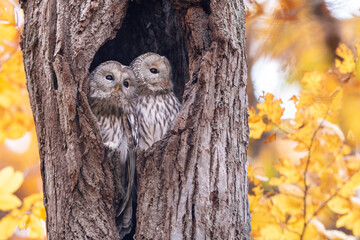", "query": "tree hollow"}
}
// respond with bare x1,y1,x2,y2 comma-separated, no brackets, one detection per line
91,0,189,99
